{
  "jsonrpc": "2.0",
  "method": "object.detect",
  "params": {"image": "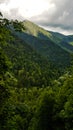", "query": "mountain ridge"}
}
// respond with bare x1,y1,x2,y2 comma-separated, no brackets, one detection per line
21,20,73,52
1,18,73,70
7,20,72,68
